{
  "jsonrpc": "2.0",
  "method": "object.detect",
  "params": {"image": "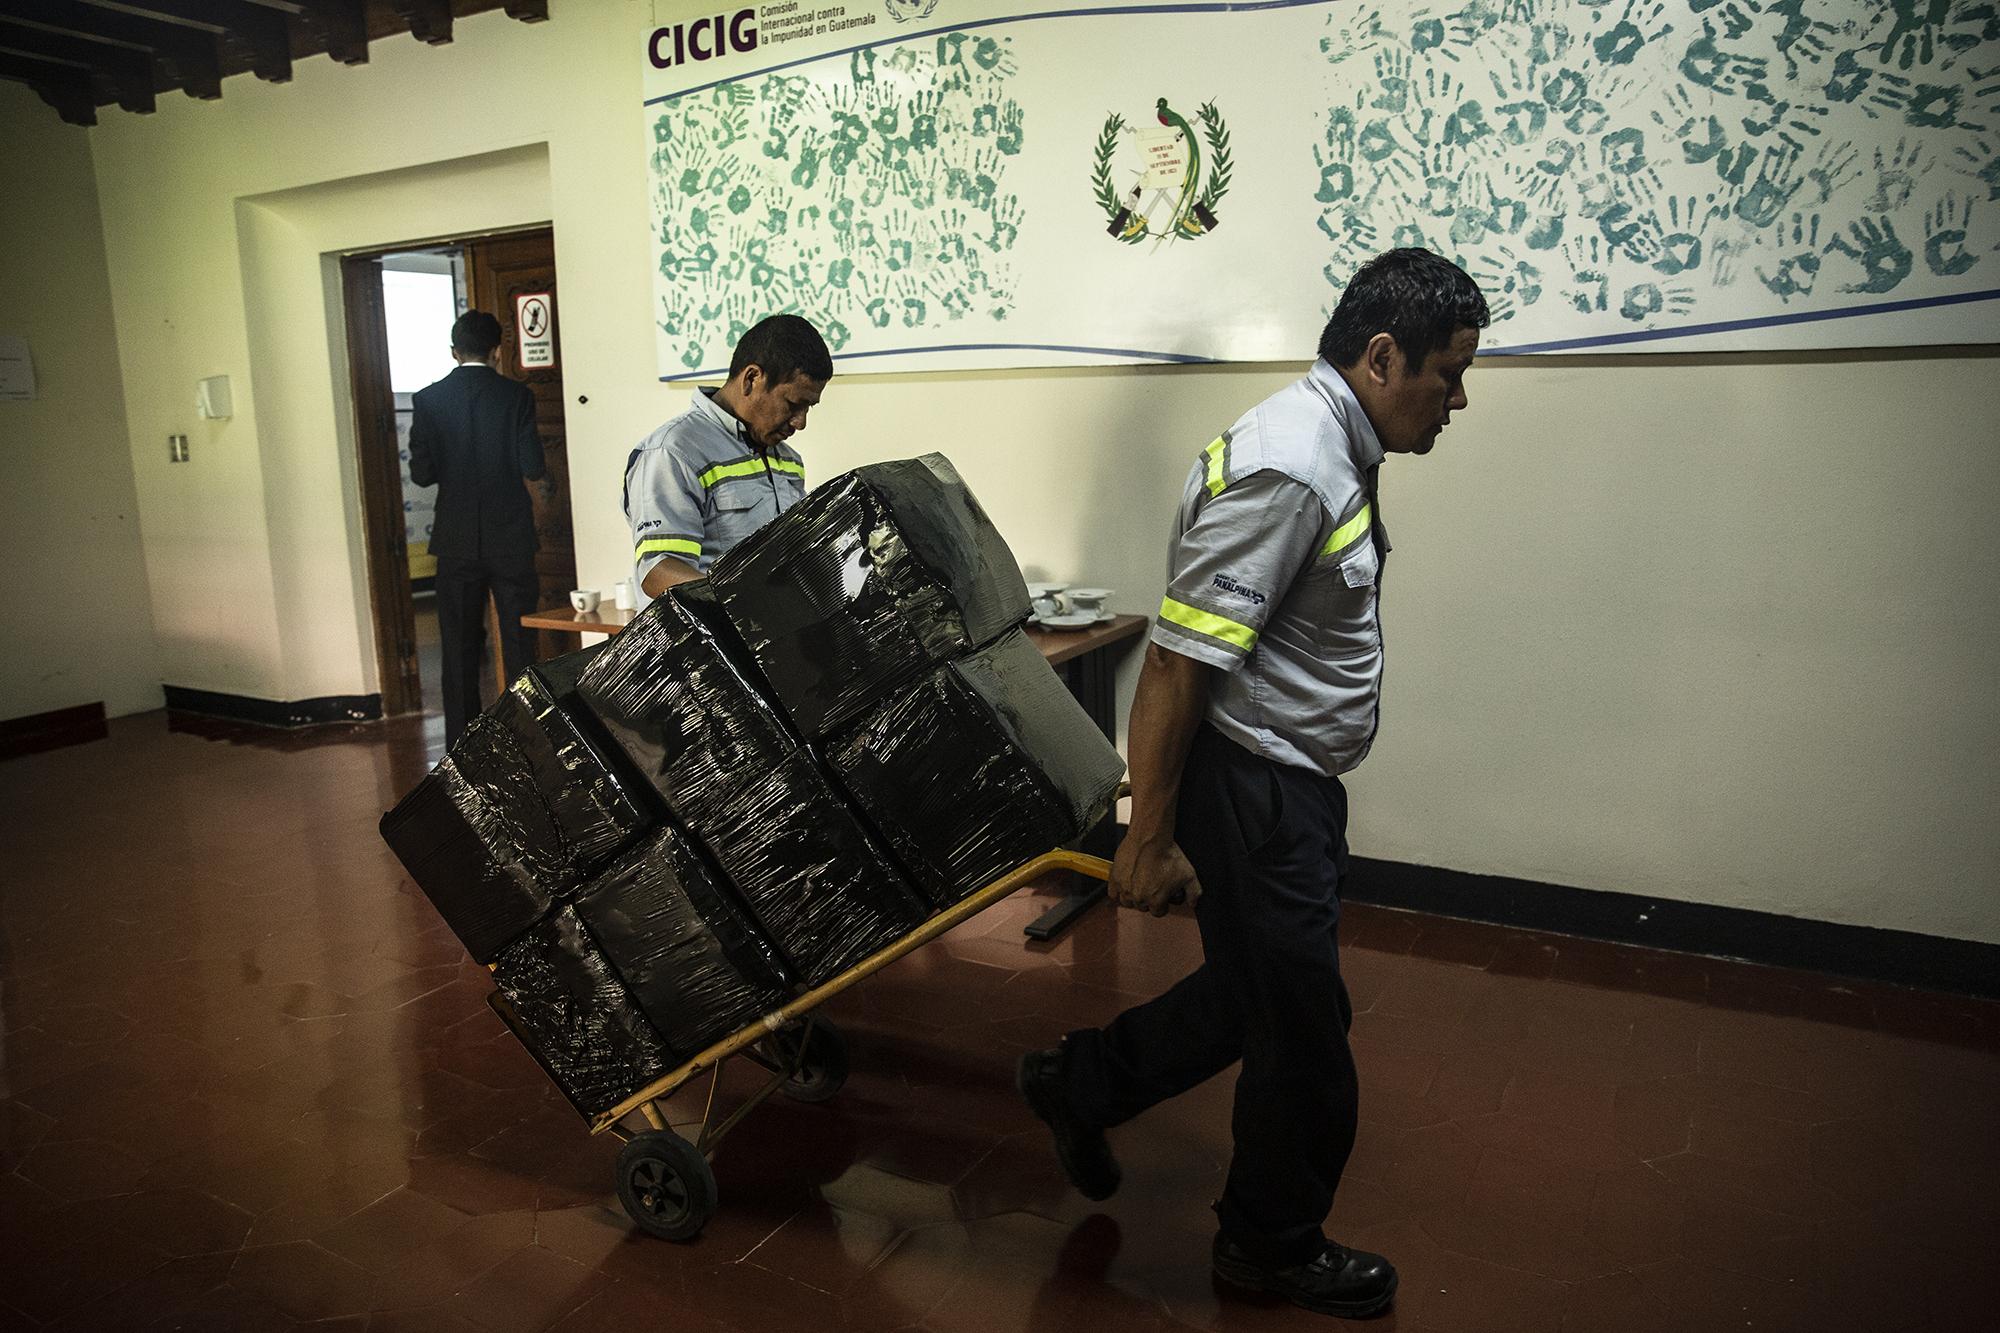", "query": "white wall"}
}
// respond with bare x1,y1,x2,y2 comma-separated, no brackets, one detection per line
75,5,2000,944
1355,351,2000,941
762,351,2000,947
235,145,555,699
0,81,161,722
